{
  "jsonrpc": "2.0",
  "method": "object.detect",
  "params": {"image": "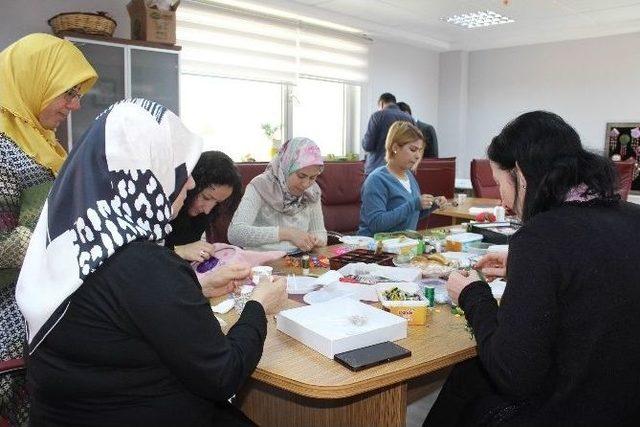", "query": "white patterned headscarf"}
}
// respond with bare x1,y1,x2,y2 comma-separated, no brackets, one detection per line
250,137,323,215
16,99,202,353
